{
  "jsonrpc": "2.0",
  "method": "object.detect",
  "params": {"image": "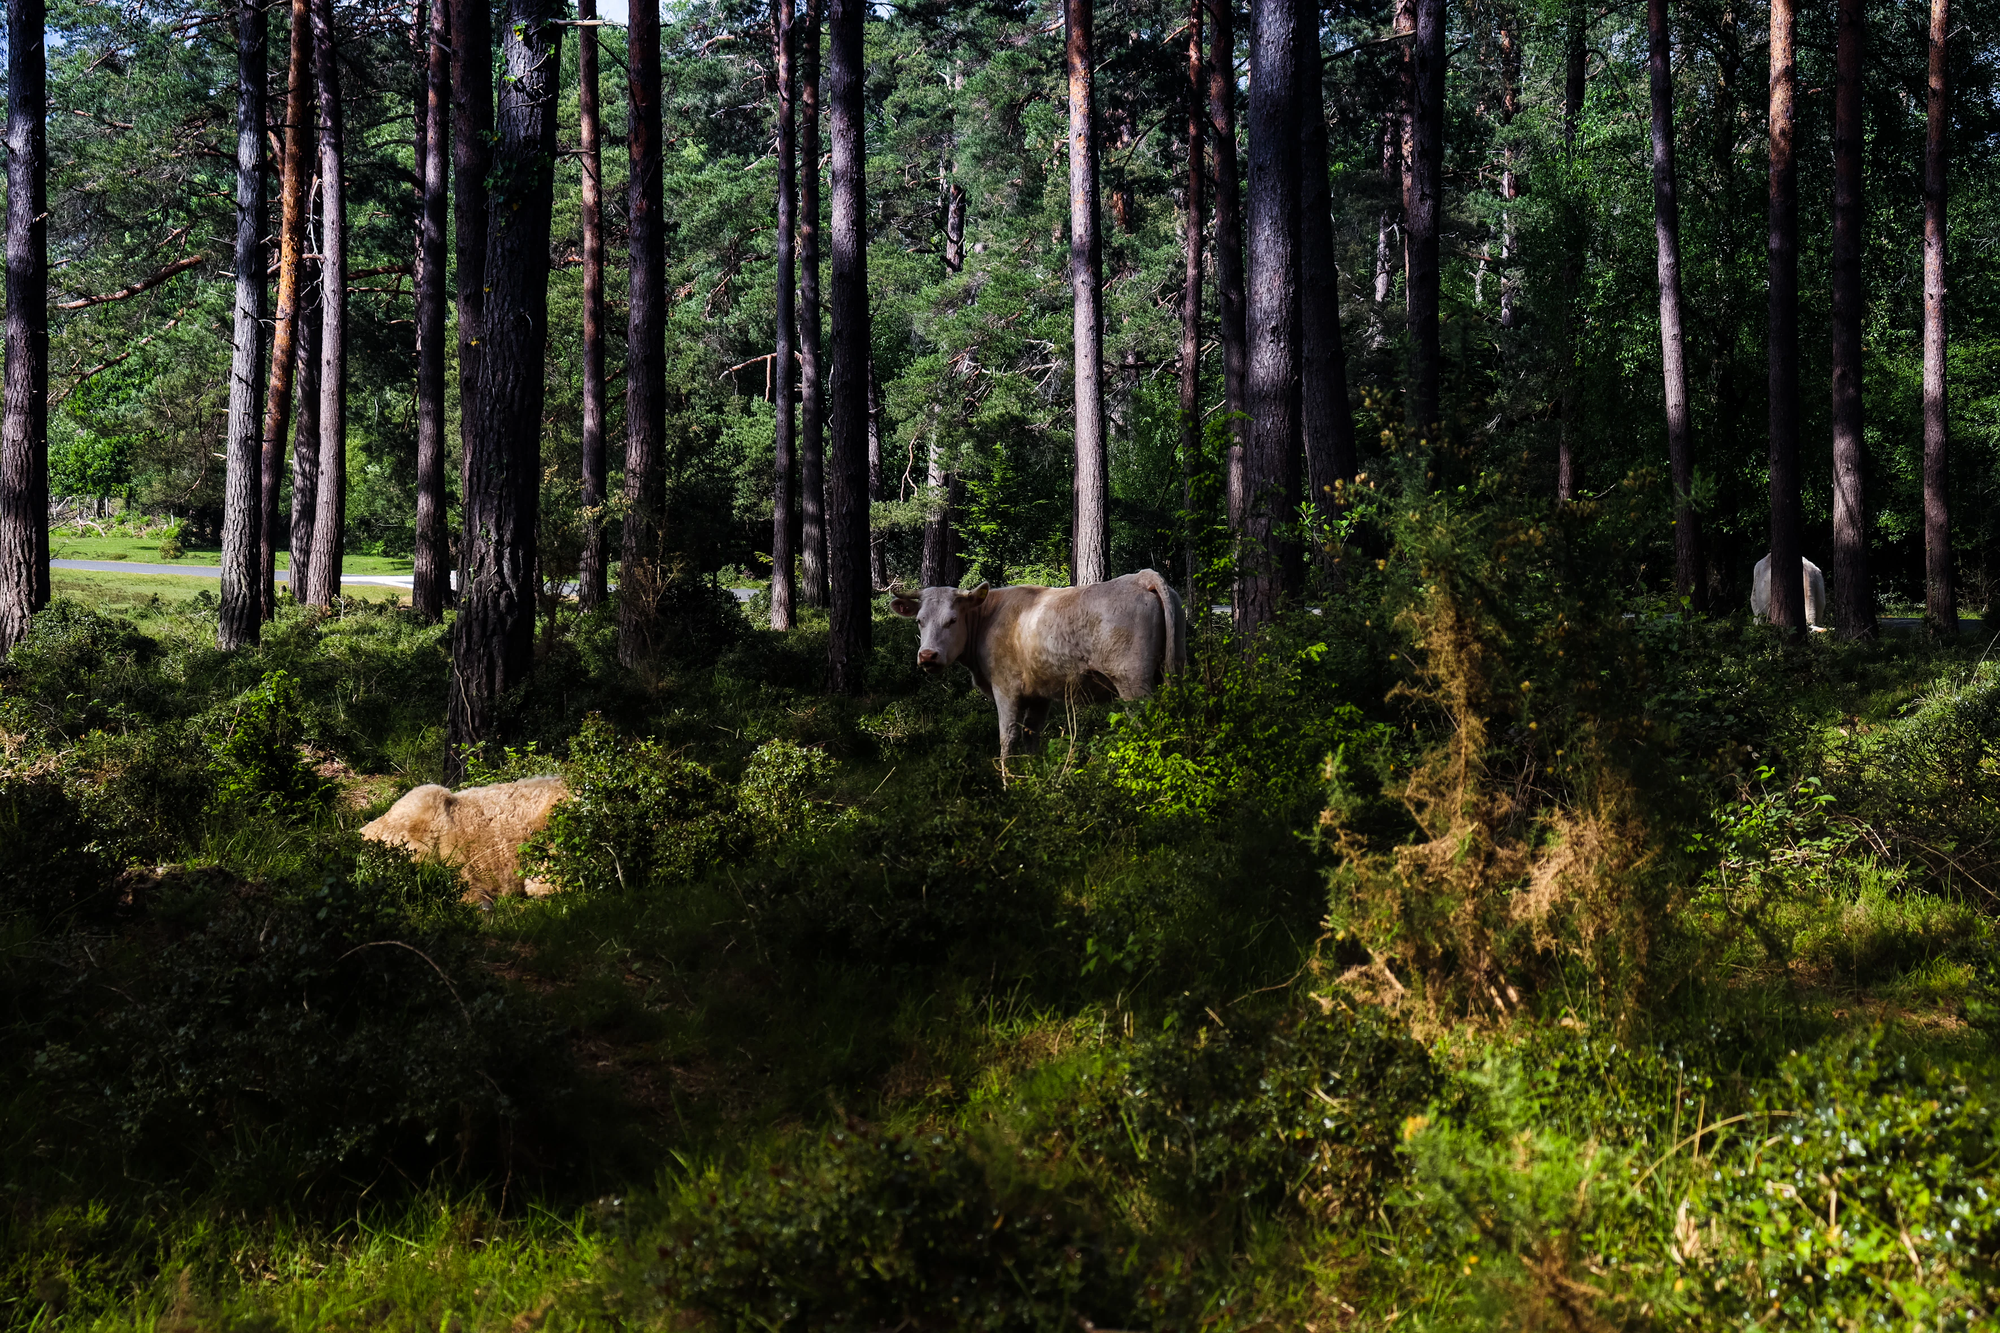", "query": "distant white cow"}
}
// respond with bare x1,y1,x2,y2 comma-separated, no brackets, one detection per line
361,775,570,900
1751,554,1828,630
